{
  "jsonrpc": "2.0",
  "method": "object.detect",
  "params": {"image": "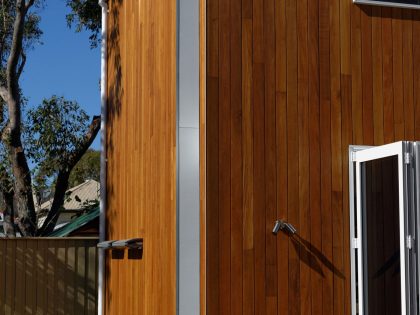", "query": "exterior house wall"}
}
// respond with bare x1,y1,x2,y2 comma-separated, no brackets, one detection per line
205,0,420,314
105,0,420,314
105,0,177,314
